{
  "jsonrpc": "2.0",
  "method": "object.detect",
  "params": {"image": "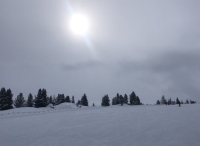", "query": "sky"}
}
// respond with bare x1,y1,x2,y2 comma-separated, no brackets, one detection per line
0,0,200,105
